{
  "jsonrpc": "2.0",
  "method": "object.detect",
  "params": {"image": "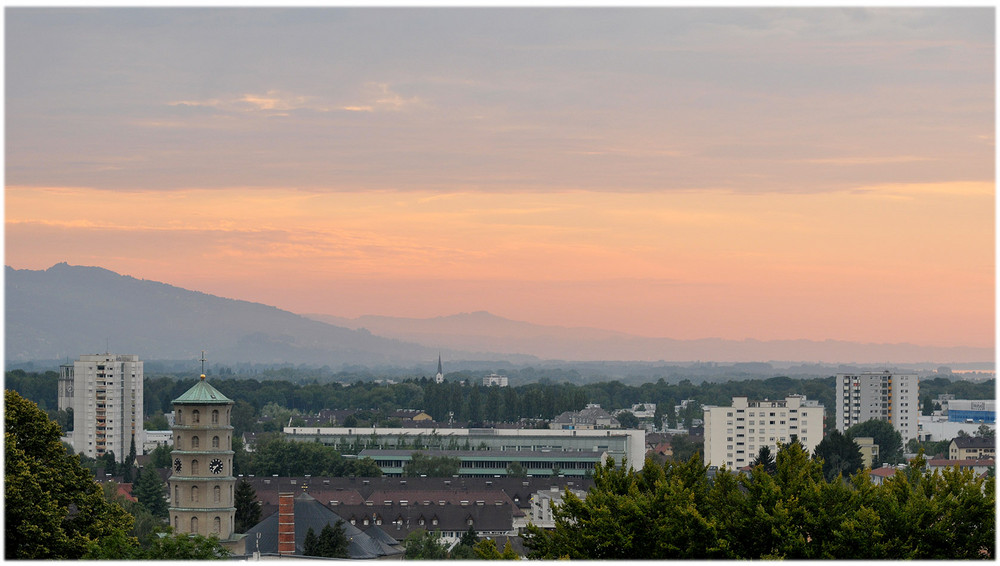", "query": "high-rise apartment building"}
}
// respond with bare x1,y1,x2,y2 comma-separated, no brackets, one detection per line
835,371,918,443
58,353,144,462
703,395,824,470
